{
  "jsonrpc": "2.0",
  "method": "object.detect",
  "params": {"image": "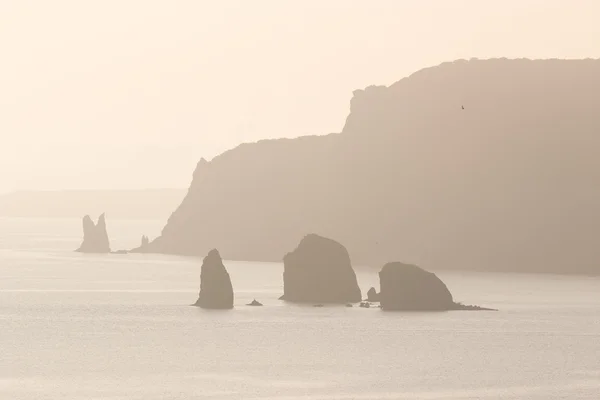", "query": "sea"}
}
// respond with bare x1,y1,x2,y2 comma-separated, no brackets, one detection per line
1,217,599,400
